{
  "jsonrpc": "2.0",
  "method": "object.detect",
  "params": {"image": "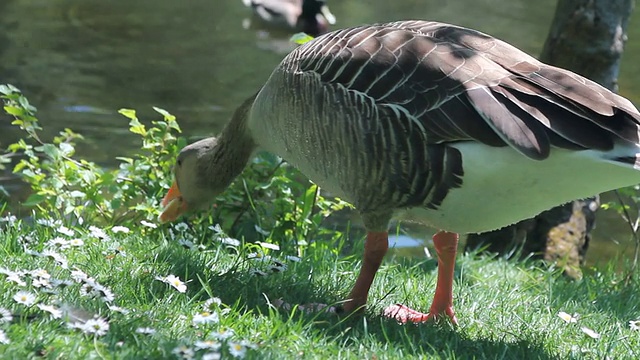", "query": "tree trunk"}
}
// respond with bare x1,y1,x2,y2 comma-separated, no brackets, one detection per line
466,0,636,279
